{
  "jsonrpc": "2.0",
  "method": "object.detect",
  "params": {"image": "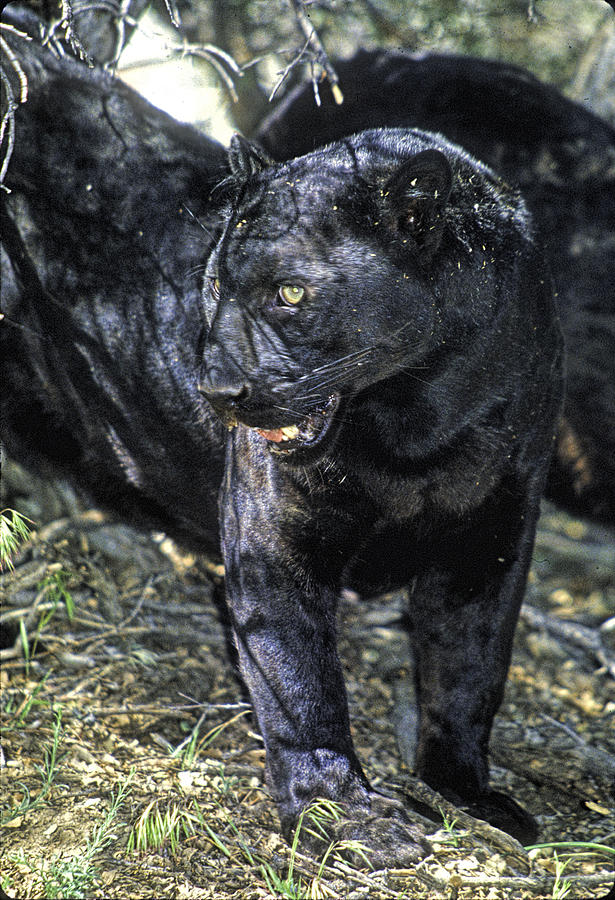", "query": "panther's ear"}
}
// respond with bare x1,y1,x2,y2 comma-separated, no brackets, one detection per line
382,149,453,258
229,134,273,178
